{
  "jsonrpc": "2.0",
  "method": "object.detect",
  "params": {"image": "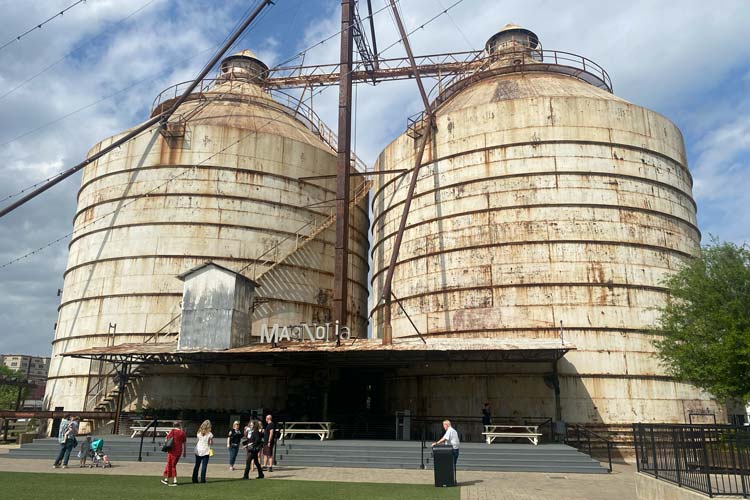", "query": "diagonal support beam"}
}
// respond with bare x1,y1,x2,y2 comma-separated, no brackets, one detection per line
380,0,436,345
0,0,274,219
